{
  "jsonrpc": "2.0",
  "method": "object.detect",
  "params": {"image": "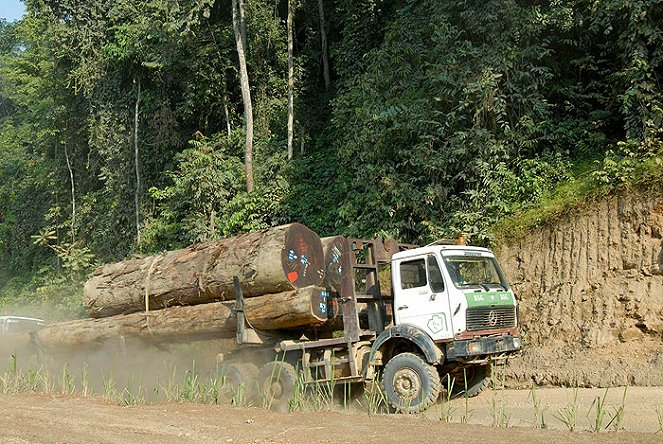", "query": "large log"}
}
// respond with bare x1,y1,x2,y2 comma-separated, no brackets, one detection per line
321,236,347,291
84,223,324,318
37,286,333,351
321,236,405,292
